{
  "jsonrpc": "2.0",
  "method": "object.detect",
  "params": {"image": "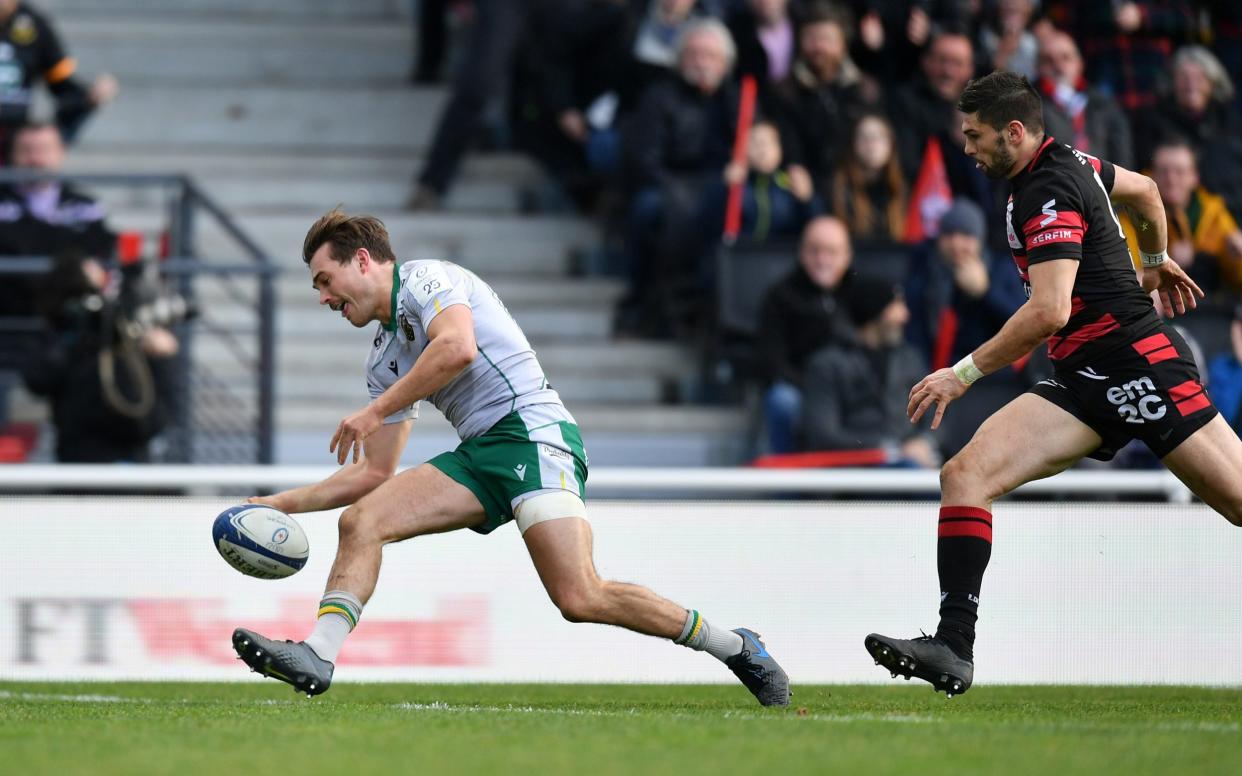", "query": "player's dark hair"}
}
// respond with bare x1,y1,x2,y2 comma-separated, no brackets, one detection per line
957,70,1044,135
302,208,397,266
